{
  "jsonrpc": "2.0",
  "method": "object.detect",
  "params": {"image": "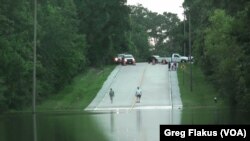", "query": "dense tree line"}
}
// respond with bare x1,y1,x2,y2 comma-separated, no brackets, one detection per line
0,0,190,112
0,0,34,110
129,4,182,58
0,0,133,112
183,0,250,110
74,0,131,66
